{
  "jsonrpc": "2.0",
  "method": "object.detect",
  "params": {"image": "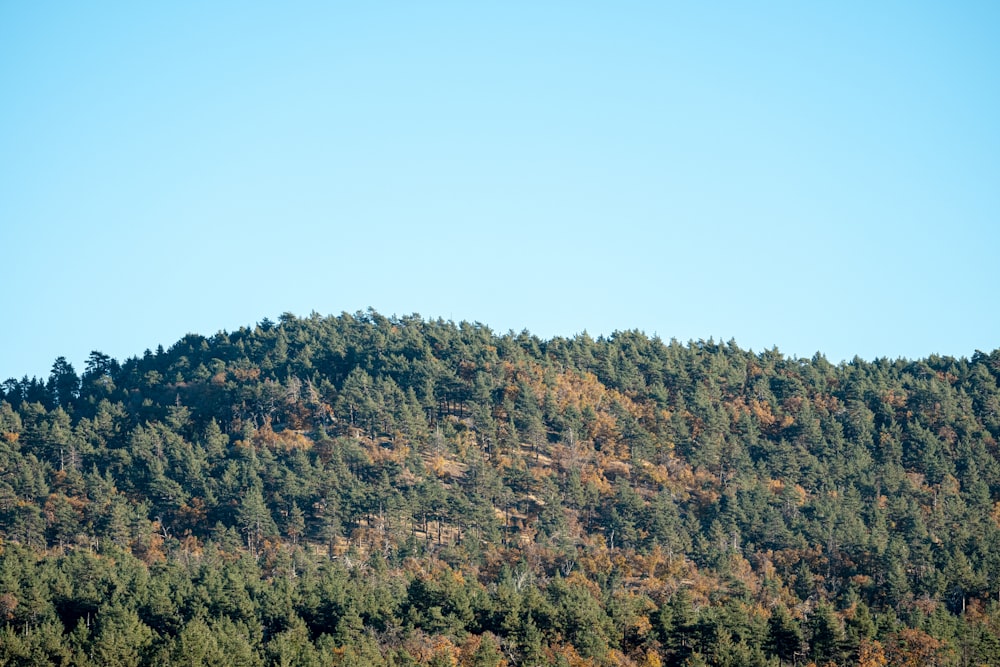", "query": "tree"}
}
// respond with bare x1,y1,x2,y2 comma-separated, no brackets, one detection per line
808,602,845,666
884,628,948,667
89,605,157,667
461,632,506,667
47,357,80,410
82,351,119,401
287,503,306,545
766,605,803,665
237,486,276,557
